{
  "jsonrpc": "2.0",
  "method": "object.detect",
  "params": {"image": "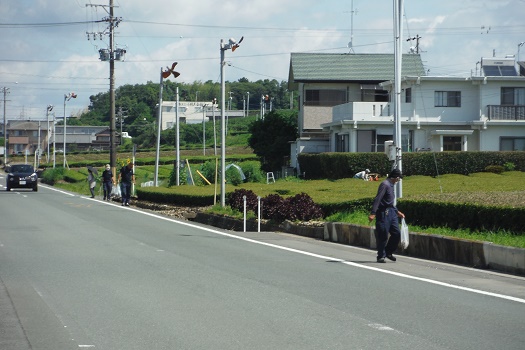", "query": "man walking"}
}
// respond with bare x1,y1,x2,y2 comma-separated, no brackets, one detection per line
368,168,405,263
118,162,135,206
101,164,115,201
